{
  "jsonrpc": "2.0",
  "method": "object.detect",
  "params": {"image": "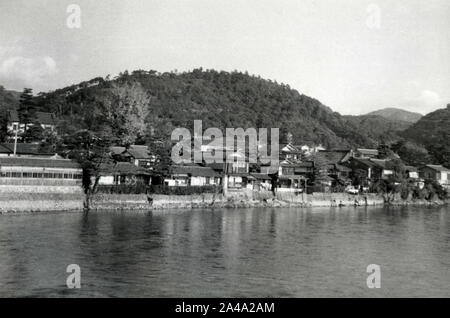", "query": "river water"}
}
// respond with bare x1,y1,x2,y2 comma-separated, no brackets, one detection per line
0,206,449,297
